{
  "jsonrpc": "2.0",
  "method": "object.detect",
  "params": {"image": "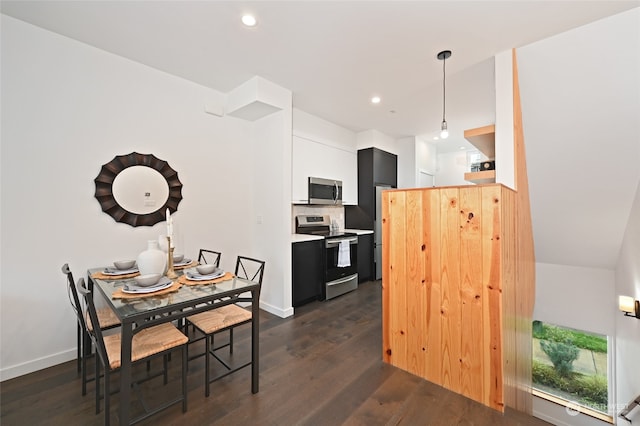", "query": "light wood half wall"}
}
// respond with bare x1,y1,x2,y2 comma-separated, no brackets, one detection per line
510,47,536,414
381,49,535,414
